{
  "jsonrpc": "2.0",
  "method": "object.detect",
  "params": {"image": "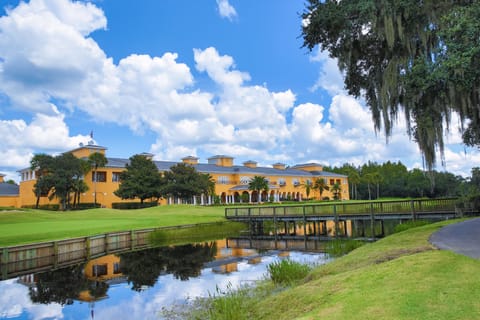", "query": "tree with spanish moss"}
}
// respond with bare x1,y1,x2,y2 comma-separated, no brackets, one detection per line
302,1,480,170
